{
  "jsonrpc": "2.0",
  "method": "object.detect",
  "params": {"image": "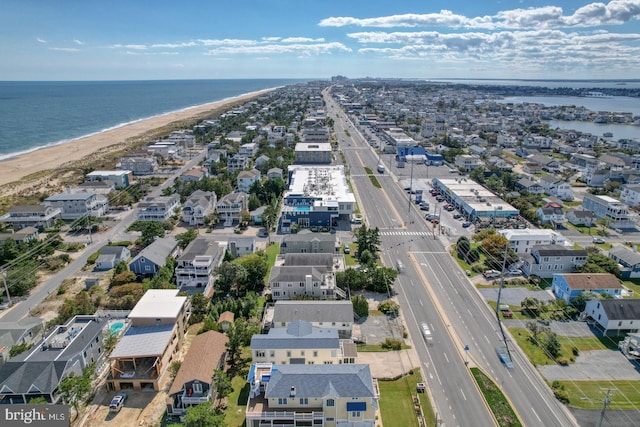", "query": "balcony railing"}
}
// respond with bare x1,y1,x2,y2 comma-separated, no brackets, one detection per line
245,410,324,421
